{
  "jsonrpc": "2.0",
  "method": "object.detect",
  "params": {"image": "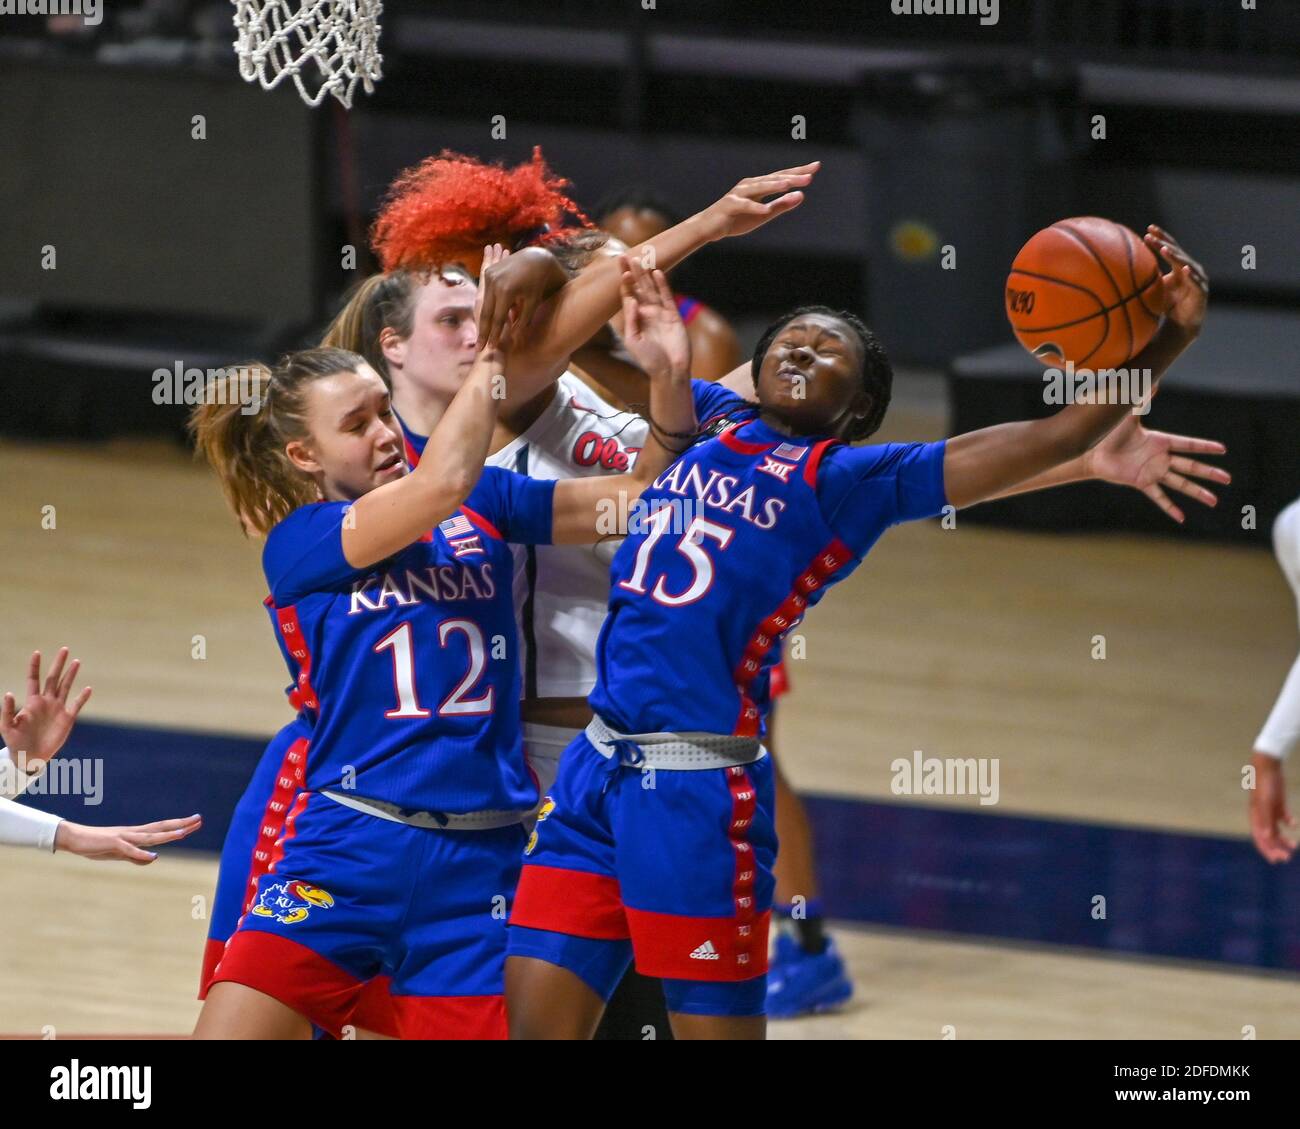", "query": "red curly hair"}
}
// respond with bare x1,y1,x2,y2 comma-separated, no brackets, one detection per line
370,147,593,274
